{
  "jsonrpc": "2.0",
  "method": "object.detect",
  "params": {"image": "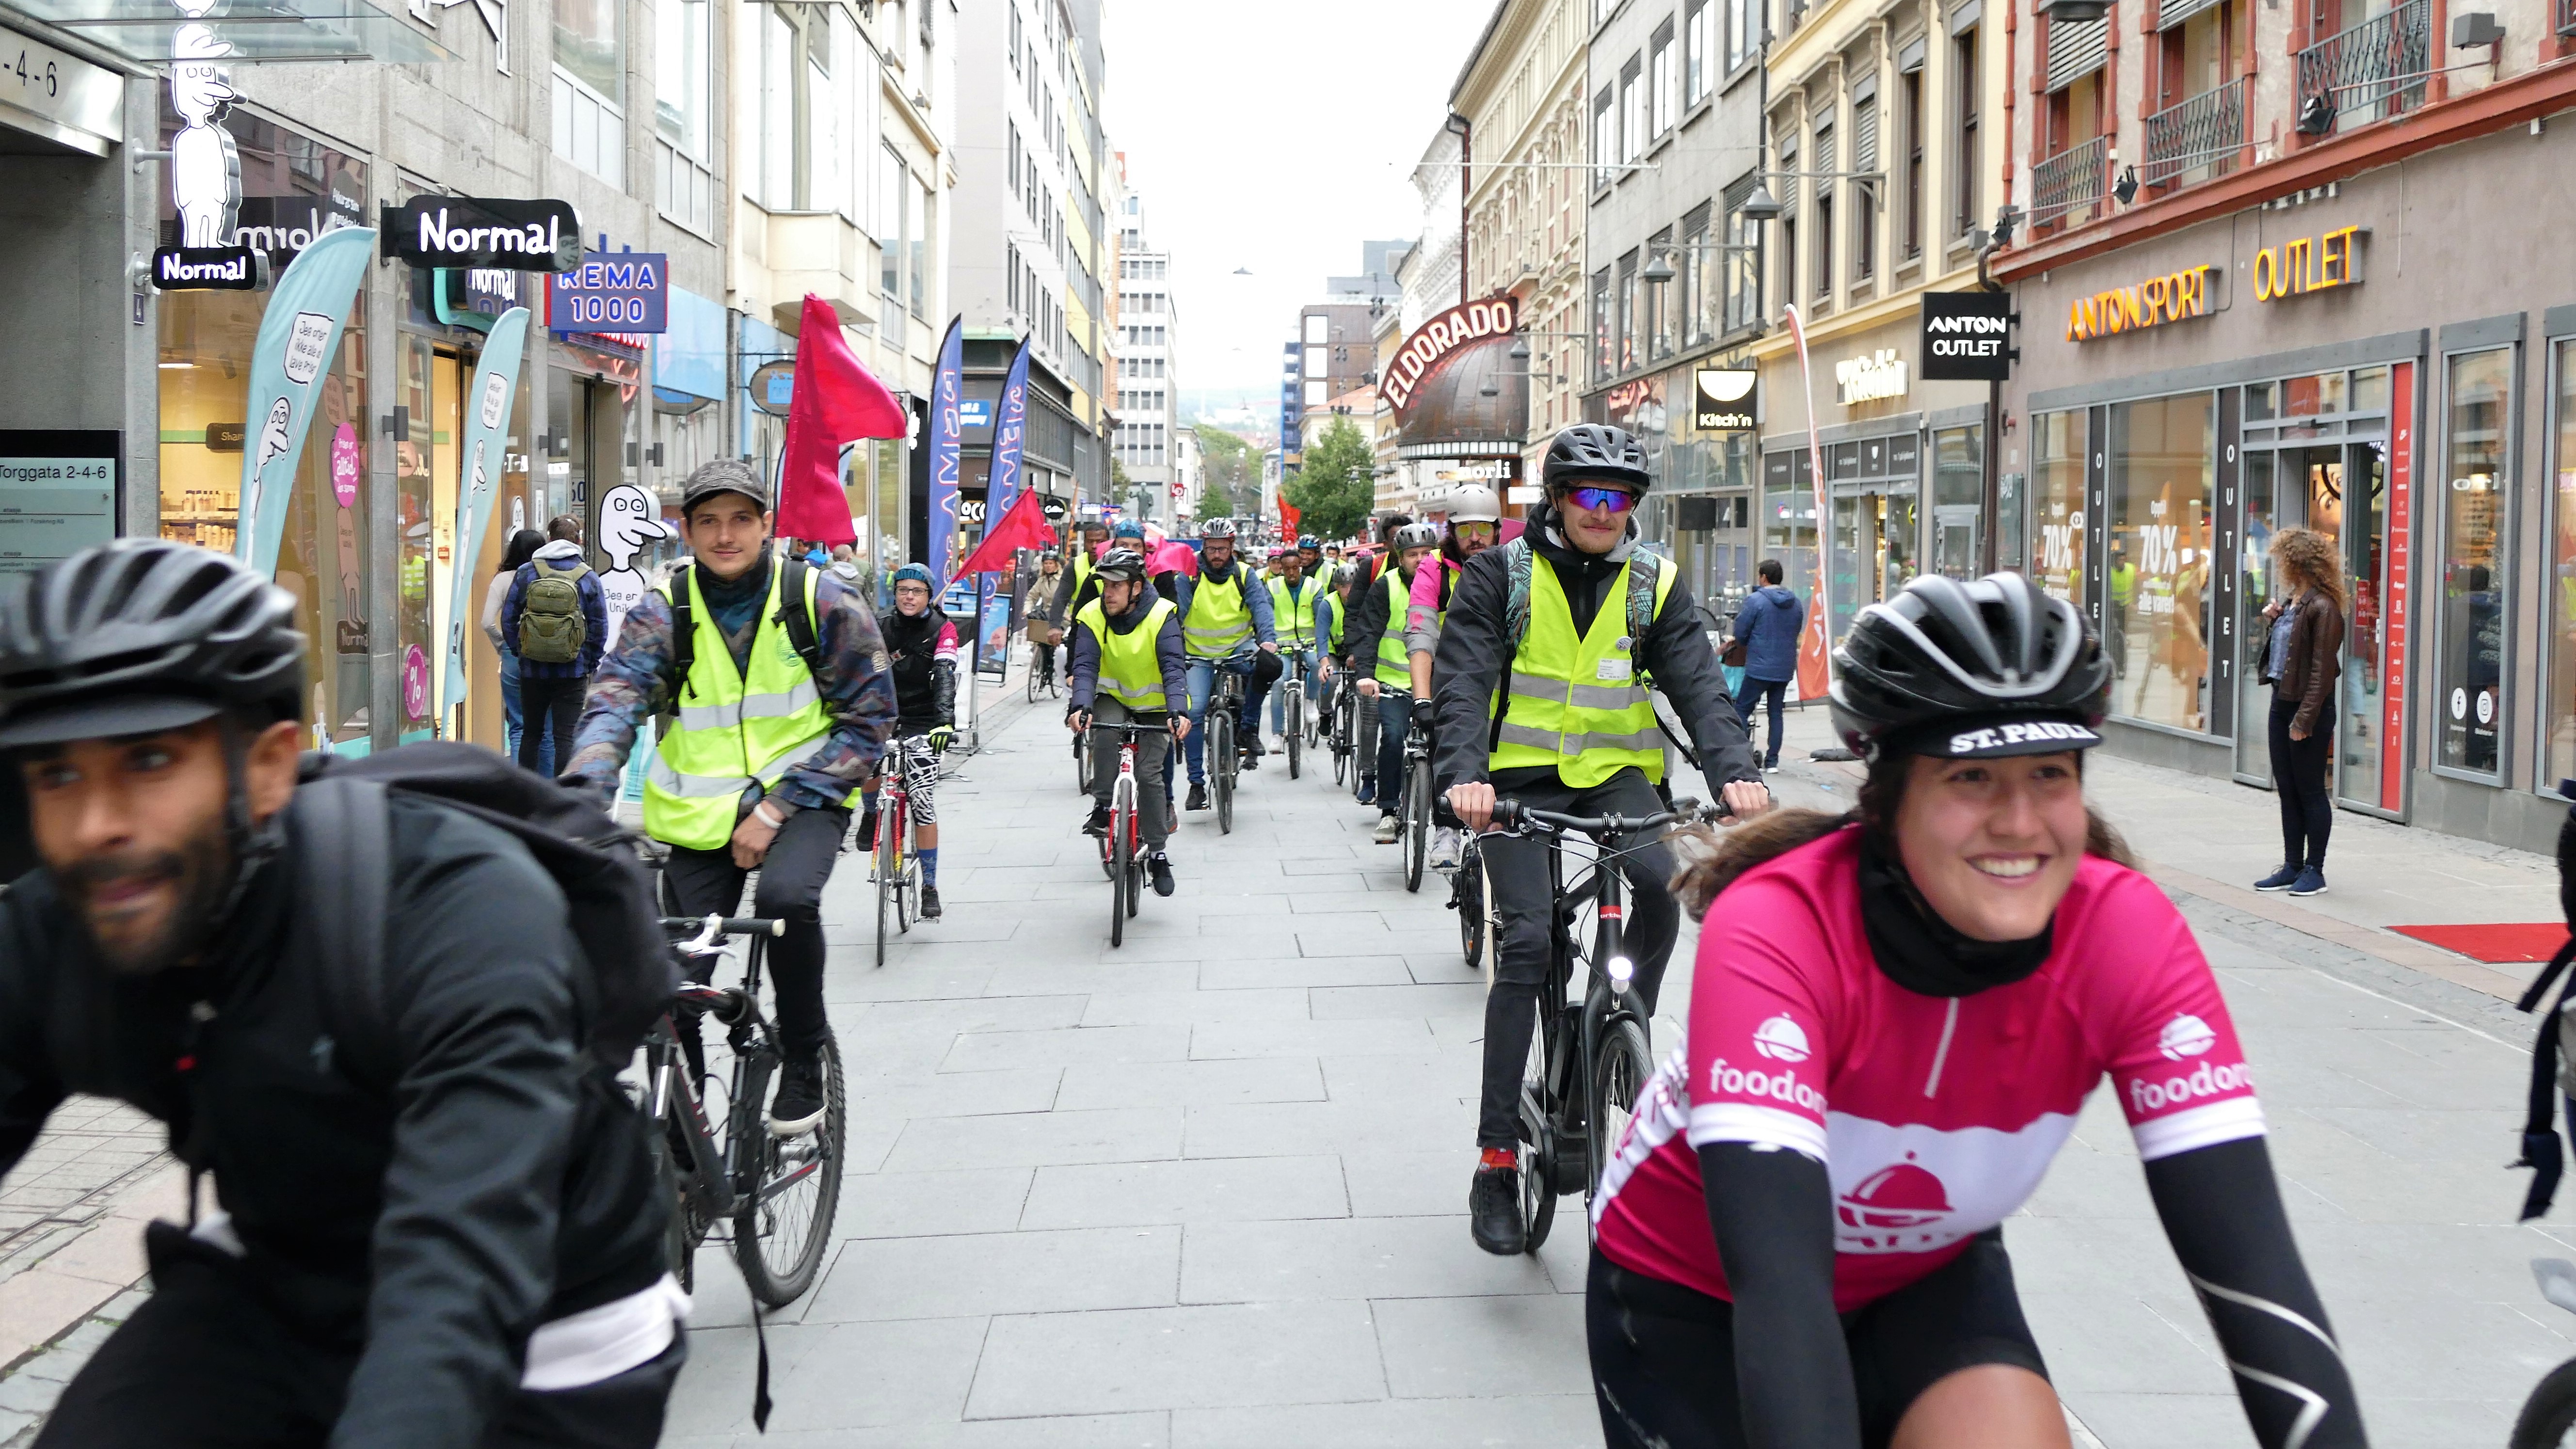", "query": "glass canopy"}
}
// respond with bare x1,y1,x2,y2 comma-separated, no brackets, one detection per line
2,0,455,64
